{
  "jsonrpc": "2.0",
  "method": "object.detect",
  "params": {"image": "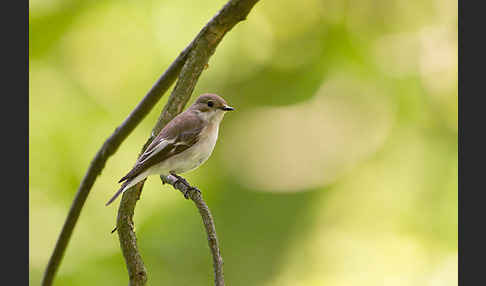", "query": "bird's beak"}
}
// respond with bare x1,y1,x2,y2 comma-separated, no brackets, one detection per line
221,105,235,111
